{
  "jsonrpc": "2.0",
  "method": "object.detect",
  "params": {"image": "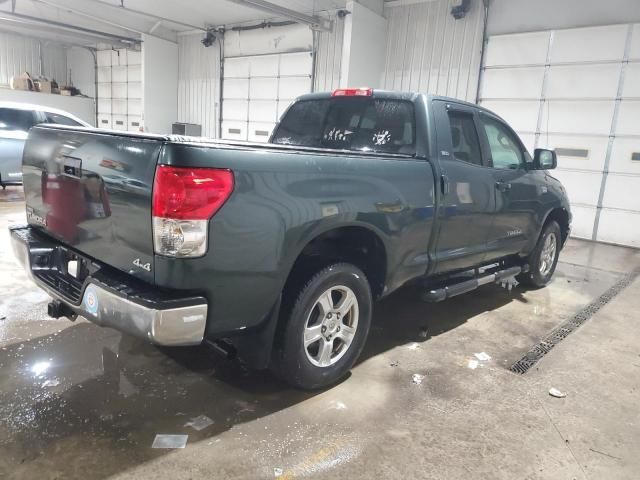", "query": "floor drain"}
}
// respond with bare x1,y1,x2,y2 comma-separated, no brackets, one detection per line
510,267,640,375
